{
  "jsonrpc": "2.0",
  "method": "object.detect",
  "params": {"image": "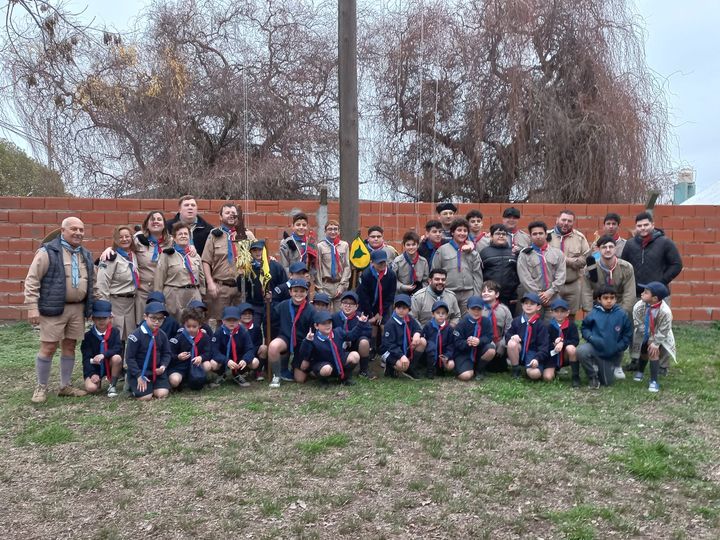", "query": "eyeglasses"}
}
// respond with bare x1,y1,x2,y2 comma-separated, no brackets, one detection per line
148,315,166,322
341,301,356,306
